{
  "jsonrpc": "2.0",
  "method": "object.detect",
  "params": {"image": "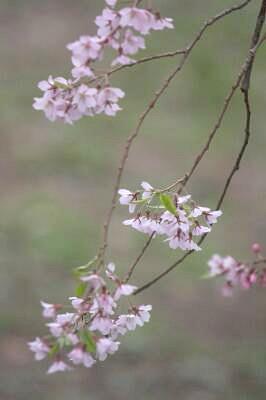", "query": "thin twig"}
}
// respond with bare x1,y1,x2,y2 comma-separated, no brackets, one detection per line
253,258,266,266
125,232,155,282
134,21,266,296
98,0,252,265
241,0,266,92
216,91,251,209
